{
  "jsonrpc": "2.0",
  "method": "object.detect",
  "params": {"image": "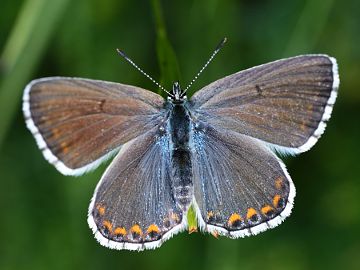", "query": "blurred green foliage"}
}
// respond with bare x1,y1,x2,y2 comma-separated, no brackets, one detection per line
1,0,360,269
